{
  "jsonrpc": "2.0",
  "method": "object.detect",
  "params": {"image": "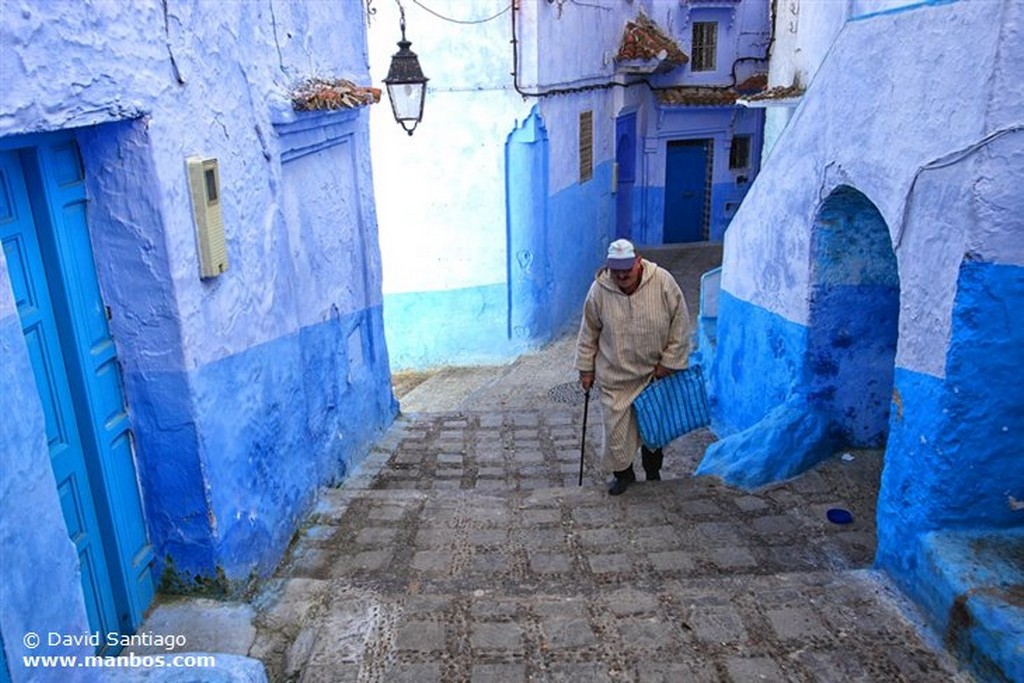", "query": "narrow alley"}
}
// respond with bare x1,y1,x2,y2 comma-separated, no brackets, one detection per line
137,245,974,682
